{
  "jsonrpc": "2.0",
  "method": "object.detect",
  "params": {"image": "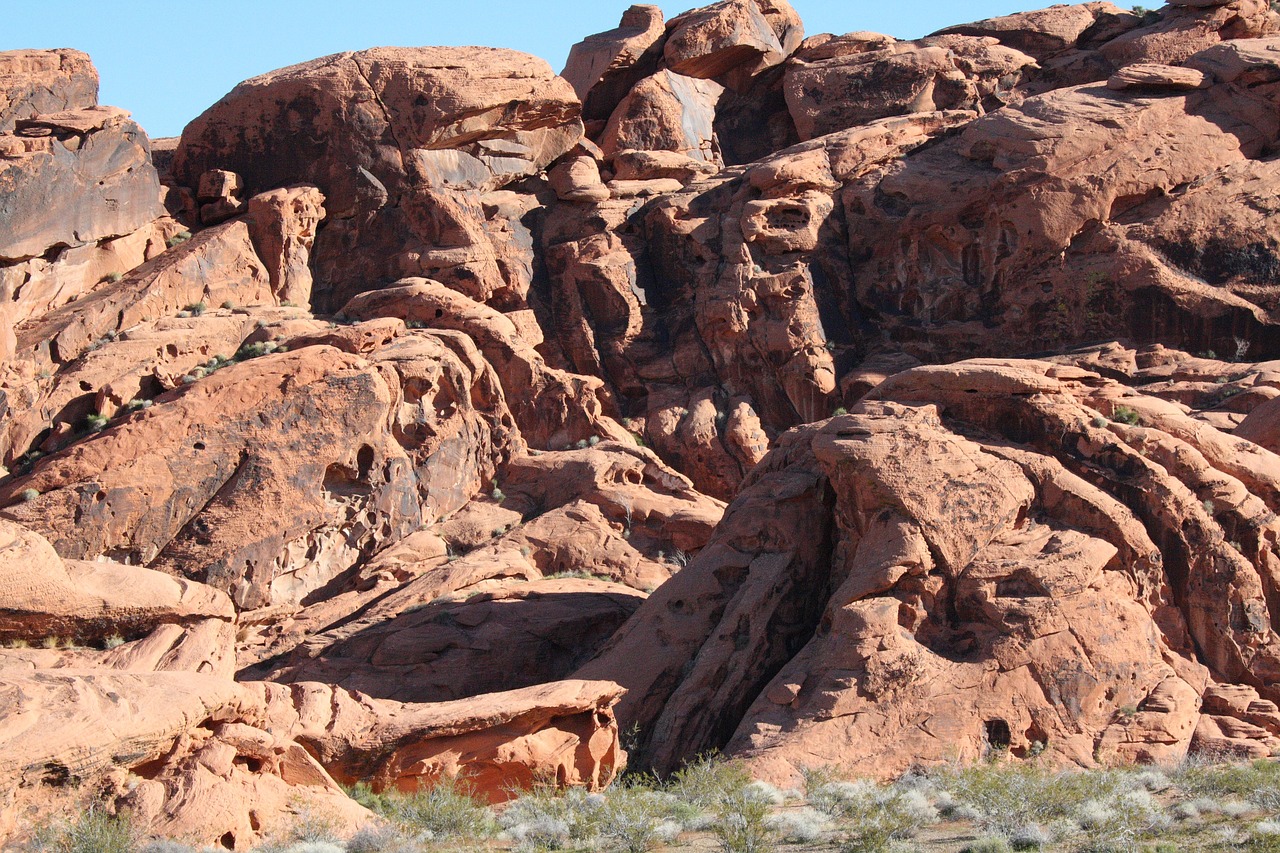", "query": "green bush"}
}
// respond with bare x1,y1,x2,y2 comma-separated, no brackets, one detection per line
1111,406,1141,426
805,780,935,852
713,787,773,853
596,785,674,852
386,775,494,840
499,784,602,849
31,807,135,853
666,755,753,813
